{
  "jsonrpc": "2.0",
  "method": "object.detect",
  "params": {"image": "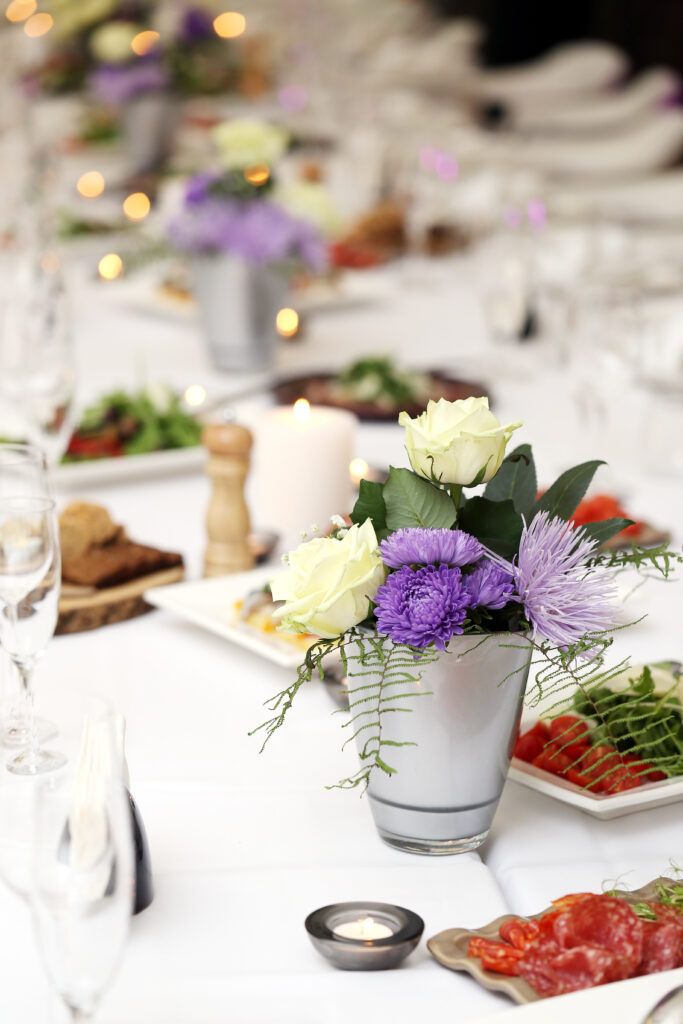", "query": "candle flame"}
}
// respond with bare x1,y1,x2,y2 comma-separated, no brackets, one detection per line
77,170,105,199
184,384,206,408
293,397,310,422
131,29,160,56
213,10,246,37
98,253,123,280
276,307,299,338
349,457,368,484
